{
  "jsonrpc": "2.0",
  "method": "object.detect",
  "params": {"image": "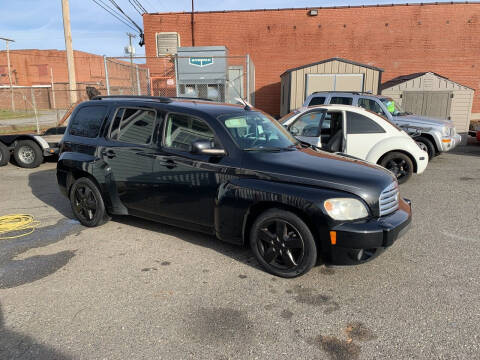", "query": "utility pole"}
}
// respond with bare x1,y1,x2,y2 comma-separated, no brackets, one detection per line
127,32,136,94
0,37,15,112
61,0,77,104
